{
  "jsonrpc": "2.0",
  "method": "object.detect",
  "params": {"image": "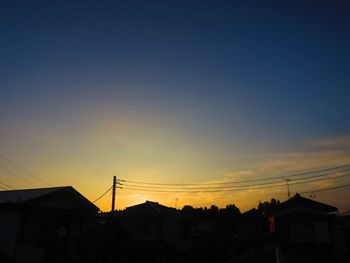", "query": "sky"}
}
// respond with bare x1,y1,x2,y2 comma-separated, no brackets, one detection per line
0,1,350,212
